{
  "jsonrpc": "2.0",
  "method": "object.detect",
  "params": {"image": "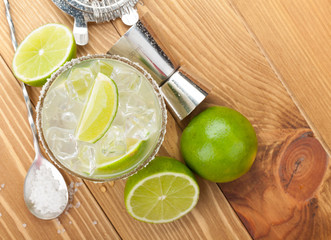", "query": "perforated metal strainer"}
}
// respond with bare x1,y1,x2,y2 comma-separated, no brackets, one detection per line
52,0,139,45
52,0,208,120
